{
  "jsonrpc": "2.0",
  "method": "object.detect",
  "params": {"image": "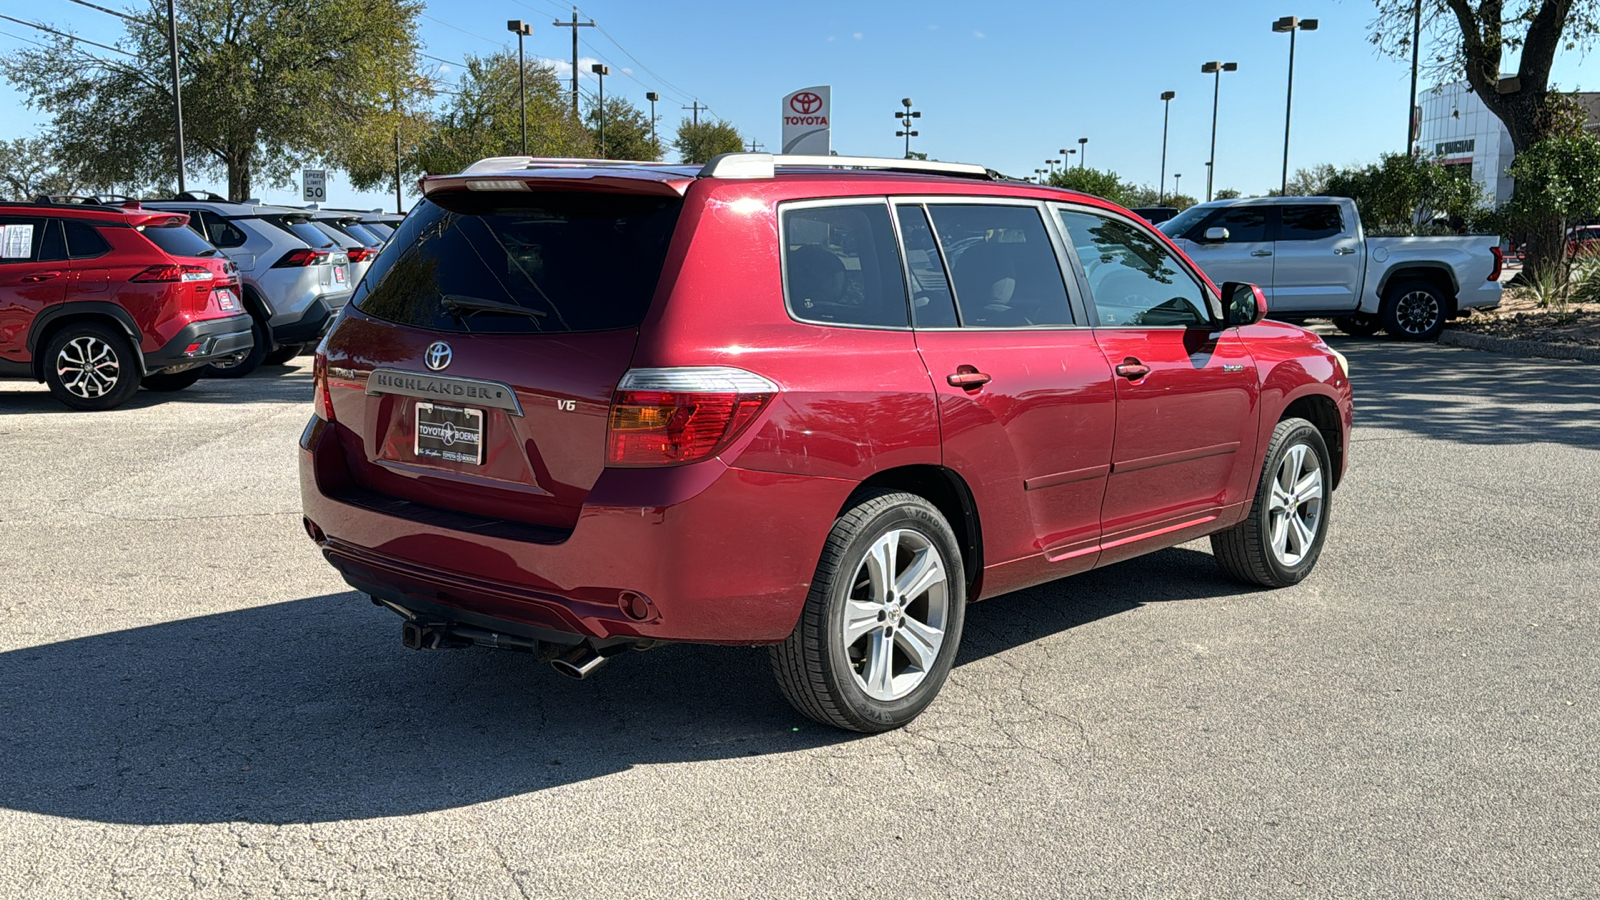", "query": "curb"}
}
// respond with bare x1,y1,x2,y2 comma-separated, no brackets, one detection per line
1439,329,1600,363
